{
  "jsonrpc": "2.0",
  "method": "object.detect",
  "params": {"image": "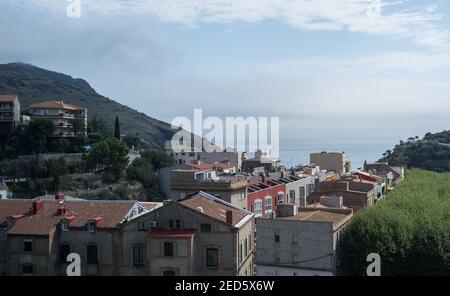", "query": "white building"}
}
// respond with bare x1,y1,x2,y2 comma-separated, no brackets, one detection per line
0,183,10,200
255,205,352,276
